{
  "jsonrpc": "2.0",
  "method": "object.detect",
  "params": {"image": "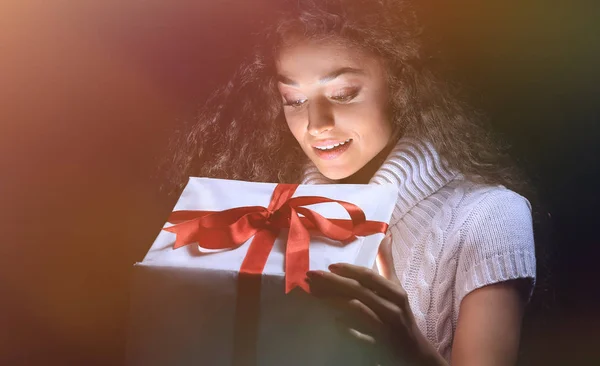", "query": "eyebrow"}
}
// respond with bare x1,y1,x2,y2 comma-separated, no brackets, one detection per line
277,67,365,86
